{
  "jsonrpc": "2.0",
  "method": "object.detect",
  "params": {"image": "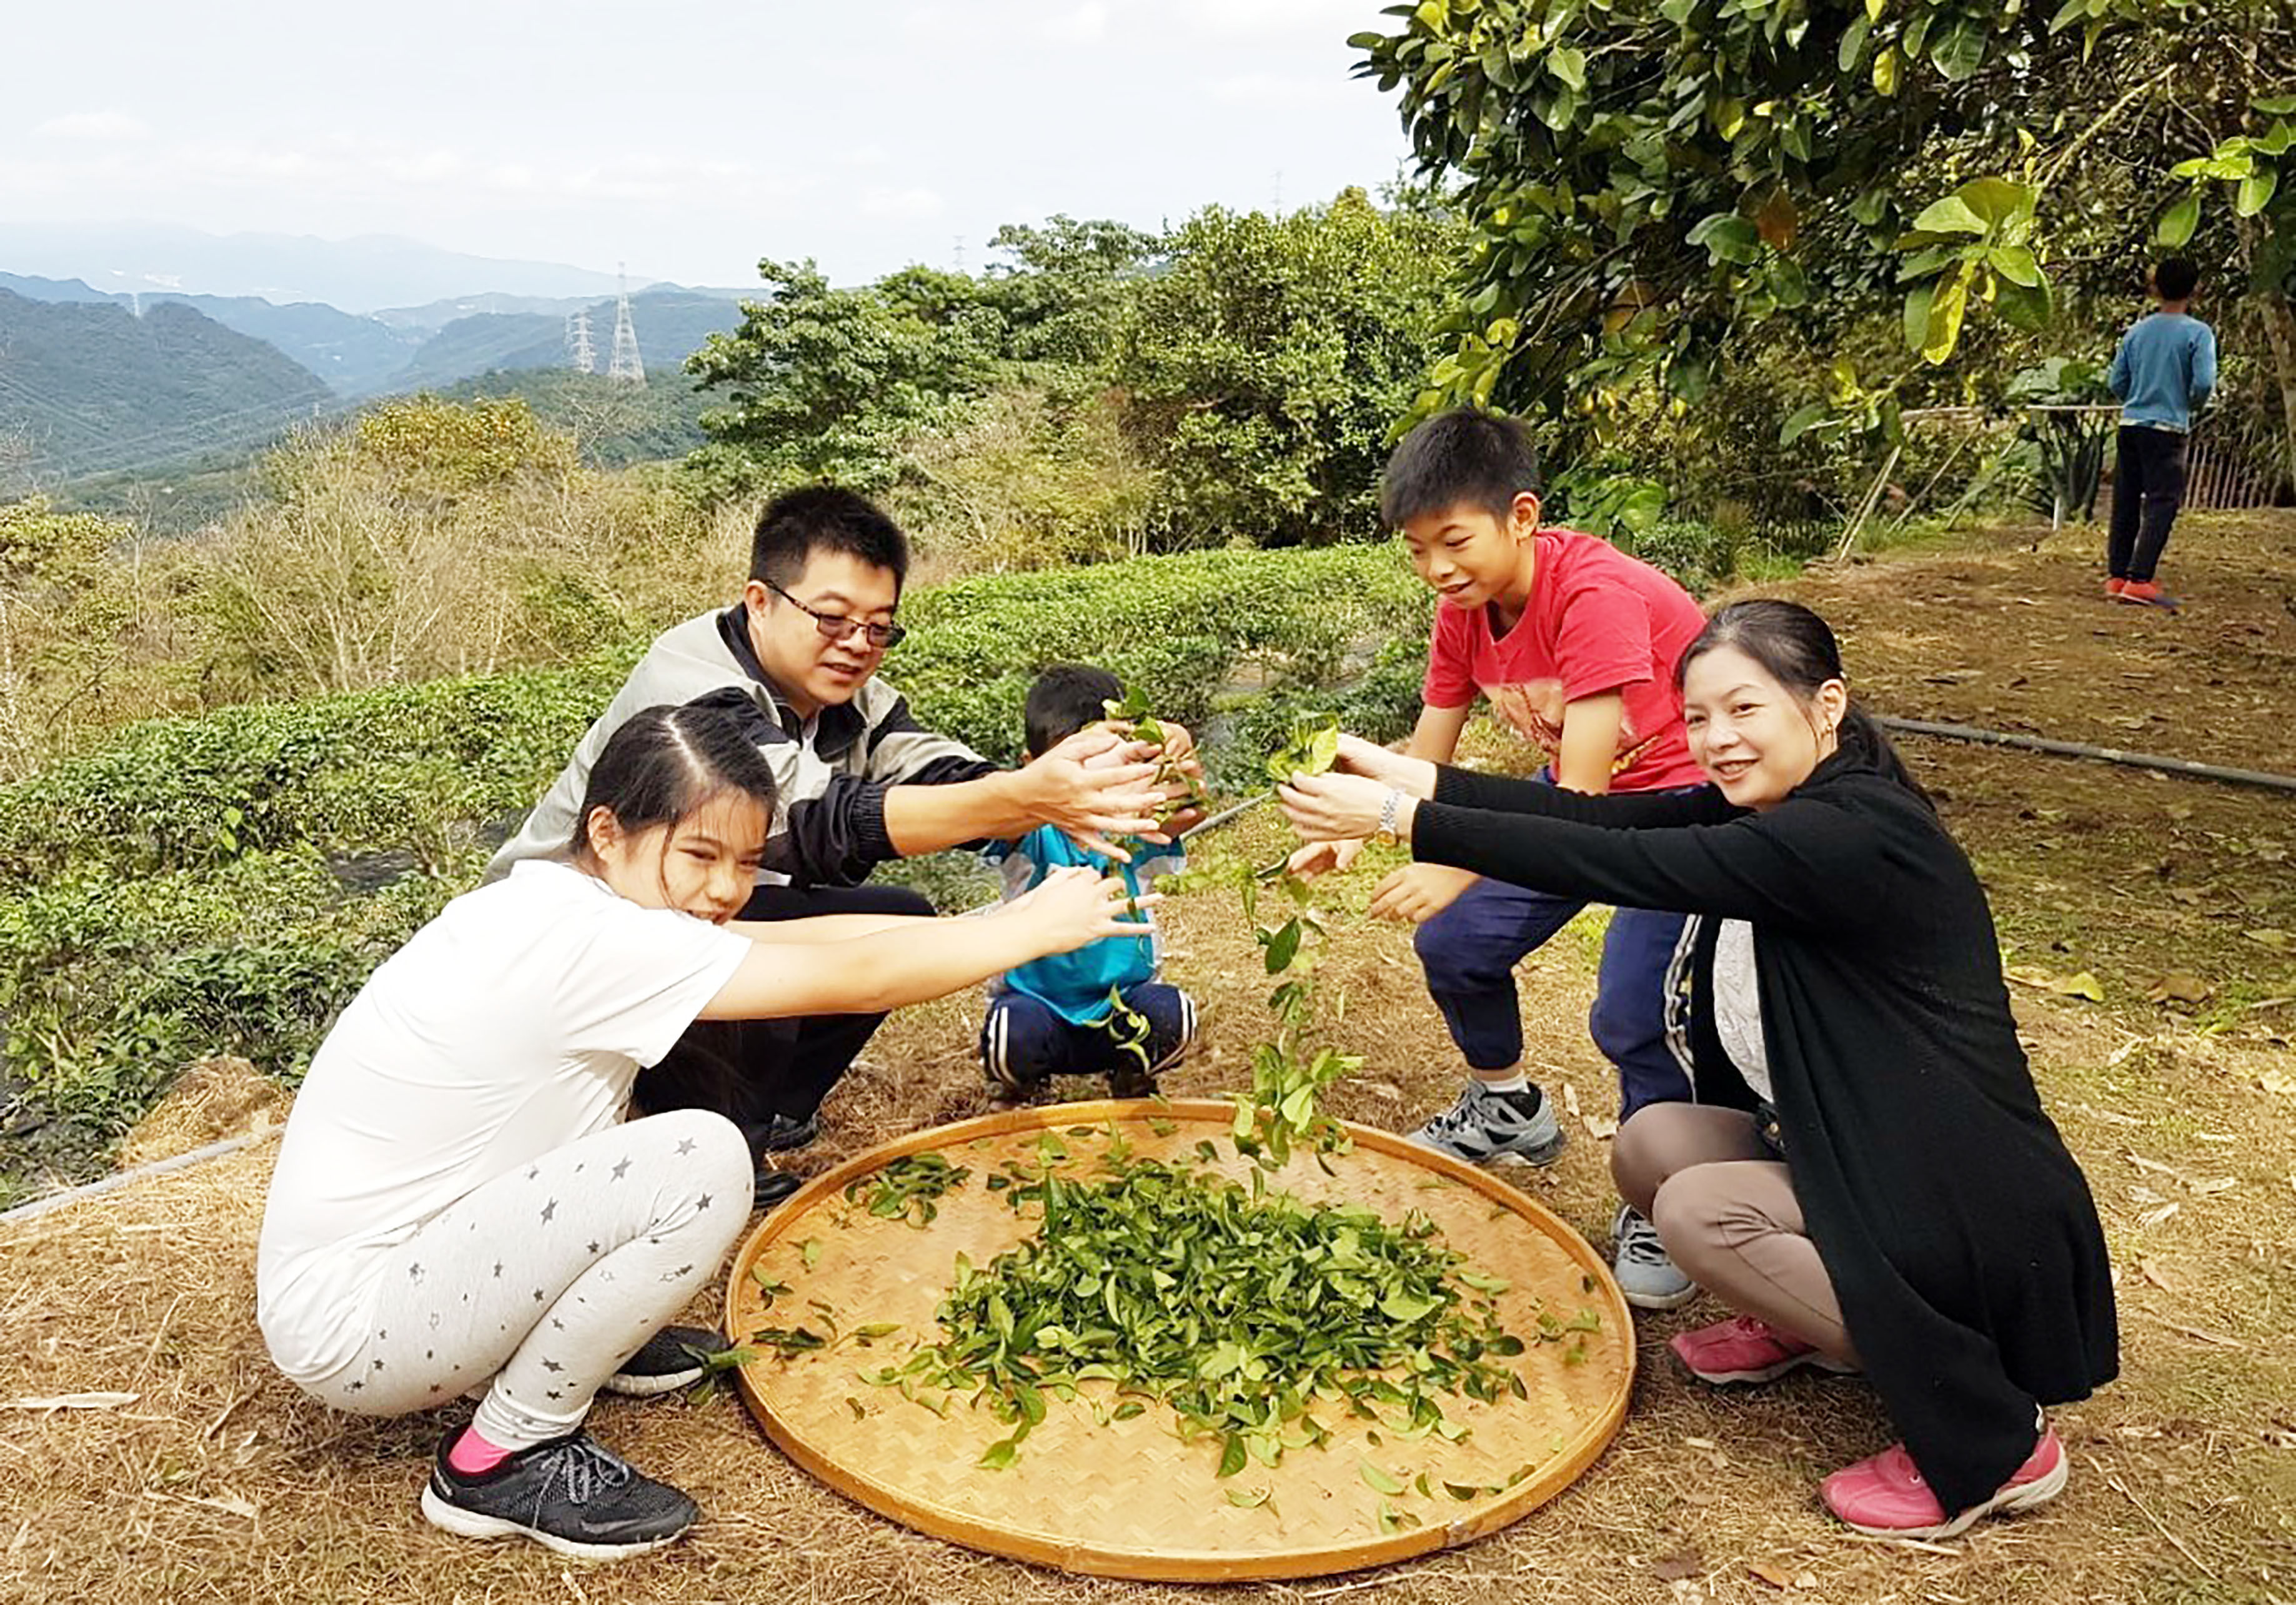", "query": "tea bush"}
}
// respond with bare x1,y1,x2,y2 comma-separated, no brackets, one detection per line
0,545,1434,1177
